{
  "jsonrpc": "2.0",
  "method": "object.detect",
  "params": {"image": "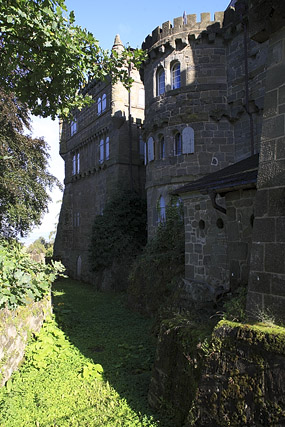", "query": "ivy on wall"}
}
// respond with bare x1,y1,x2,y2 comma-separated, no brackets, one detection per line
128,205,185,315
88,190,147,272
